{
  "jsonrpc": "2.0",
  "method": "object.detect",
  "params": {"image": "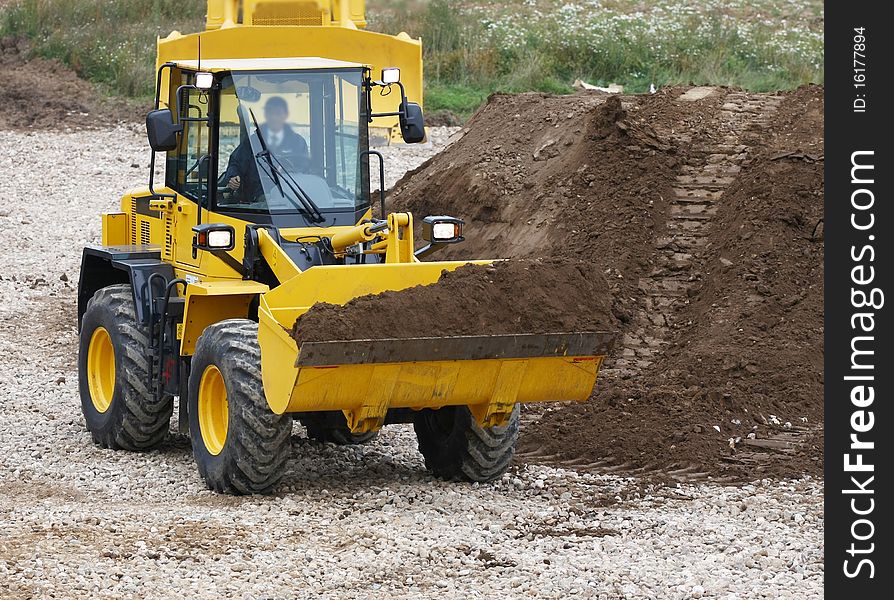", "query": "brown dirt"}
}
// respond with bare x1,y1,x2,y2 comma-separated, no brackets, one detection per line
0,37,145,131
292,259,616,344
386,86,824,481
388,90,723,331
